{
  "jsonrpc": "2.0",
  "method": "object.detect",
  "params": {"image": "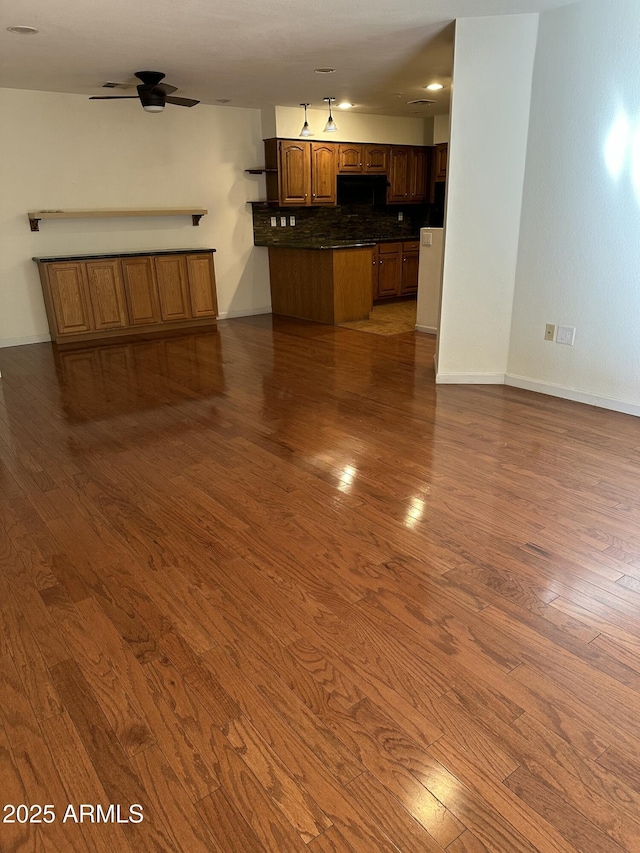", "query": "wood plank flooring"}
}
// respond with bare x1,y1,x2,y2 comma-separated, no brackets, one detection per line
1,315,640,852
